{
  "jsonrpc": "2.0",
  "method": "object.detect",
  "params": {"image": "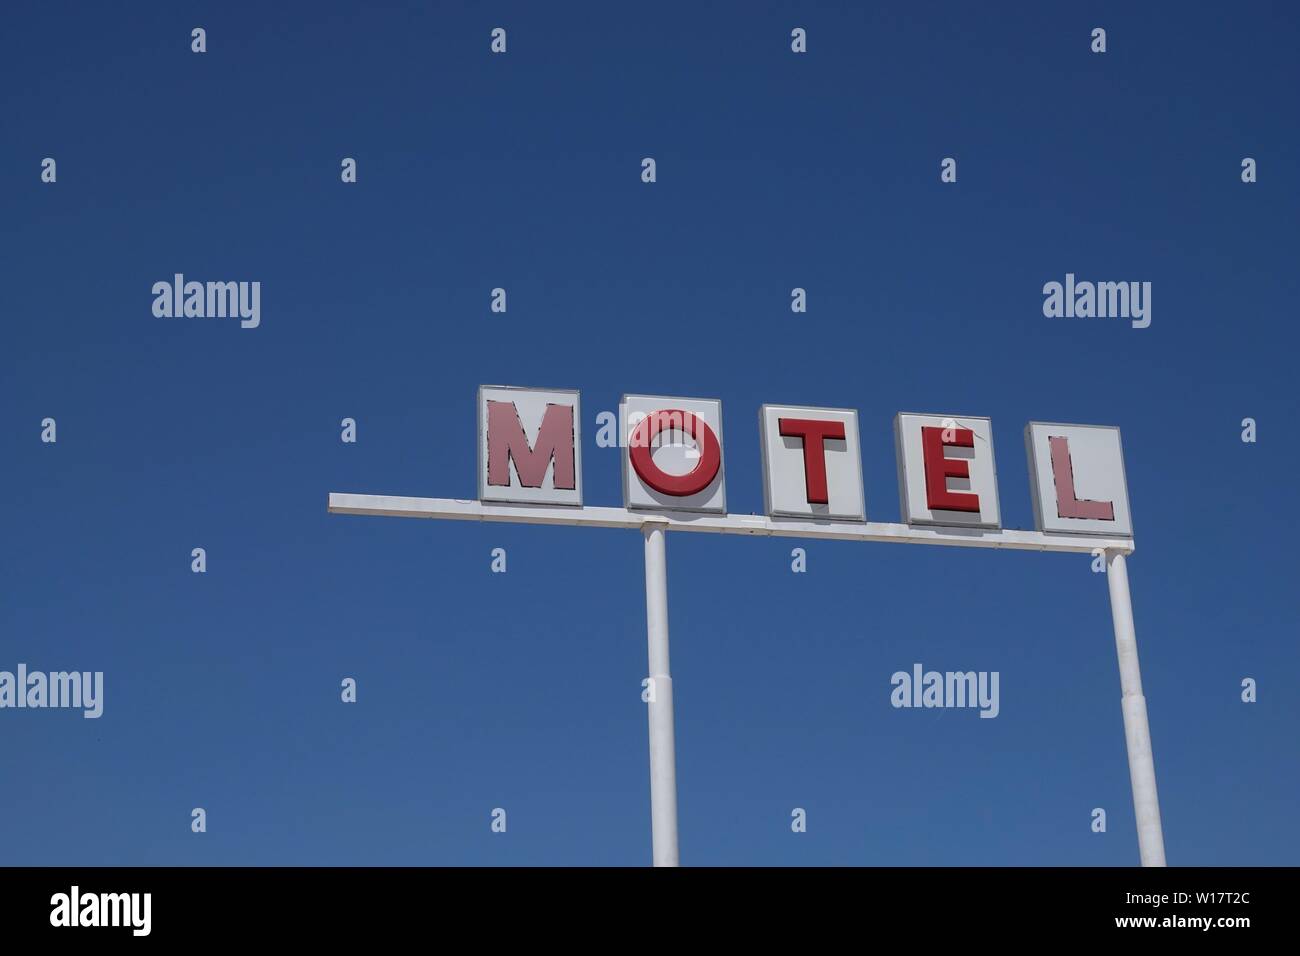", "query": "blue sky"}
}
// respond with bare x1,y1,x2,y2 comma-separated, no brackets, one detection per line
2,1,1297,865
